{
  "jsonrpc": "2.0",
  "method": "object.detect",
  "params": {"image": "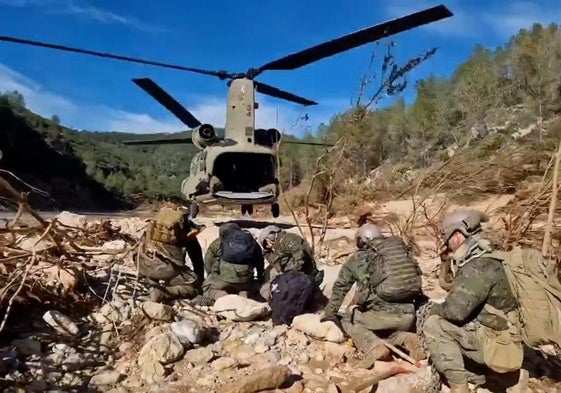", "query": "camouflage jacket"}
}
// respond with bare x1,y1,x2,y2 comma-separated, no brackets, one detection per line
204,238,221,275
323,249,415,318
264,231,317,276
143,237,205,280
431,256,518,331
